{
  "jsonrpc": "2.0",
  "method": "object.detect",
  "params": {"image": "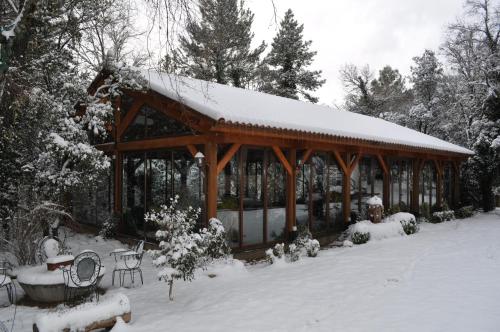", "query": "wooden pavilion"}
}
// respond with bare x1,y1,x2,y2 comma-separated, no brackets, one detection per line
85,69,473,249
